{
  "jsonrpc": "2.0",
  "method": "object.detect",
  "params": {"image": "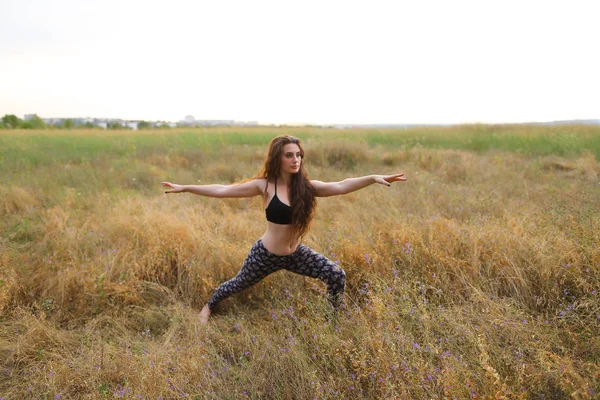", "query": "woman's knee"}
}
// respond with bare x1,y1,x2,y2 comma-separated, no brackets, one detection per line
327,262,346,288
337,267,346,289
338,267,346,284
